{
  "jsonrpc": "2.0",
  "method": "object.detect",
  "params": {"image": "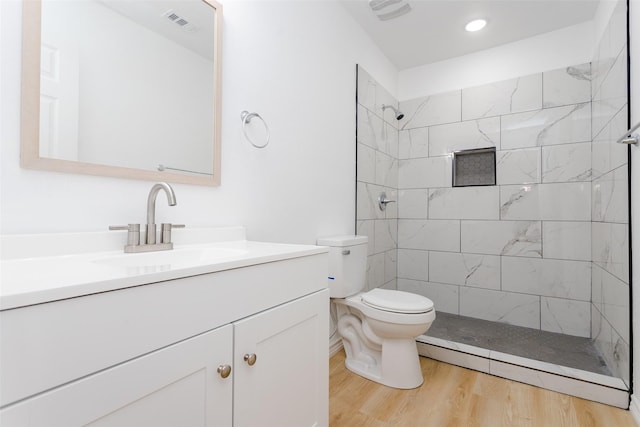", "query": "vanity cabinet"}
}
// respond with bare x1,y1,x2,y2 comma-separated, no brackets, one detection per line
0,252,329,427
